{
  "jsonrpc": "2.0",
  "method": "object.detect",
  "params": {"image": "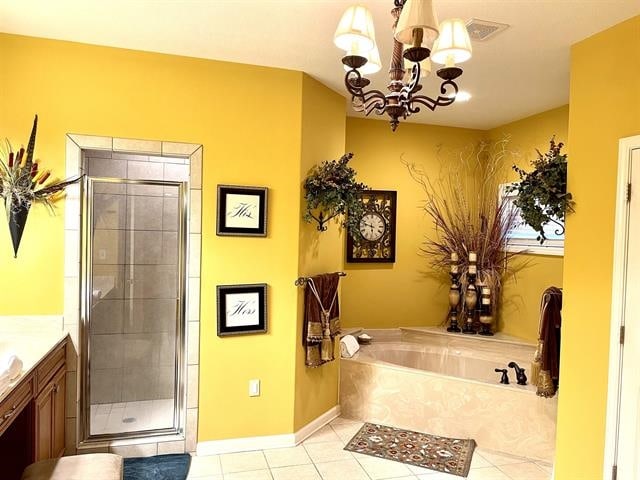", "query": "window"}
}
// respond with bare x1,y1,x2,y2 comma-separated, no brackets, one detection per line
499,183,564,256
